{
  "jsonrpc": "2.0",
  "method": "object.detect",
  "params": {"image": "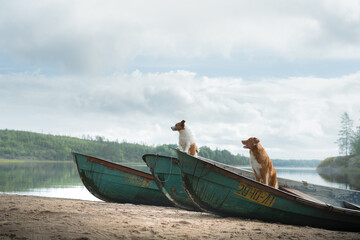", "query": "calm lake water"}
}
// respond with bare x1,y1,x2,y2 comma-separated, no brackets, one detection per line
1,160,359,202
